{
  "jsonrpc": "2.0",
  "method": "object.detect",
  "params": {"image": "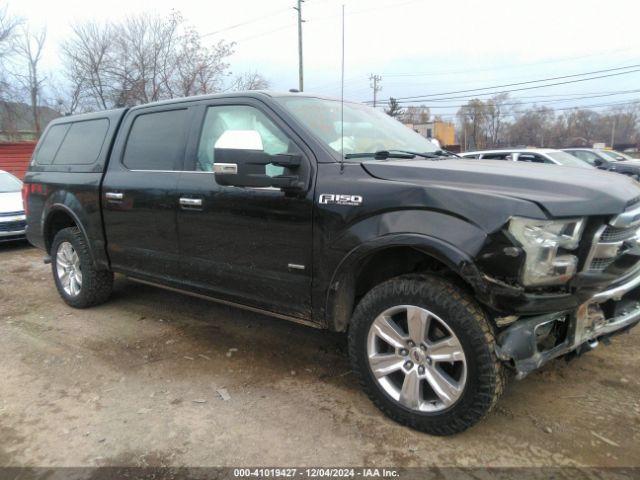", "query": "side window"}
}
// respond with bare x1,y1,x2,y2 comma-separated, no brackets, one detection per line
123,109,189,171
35,124,70,165
518,154,548,164
196,105,300,177
574,151,598,164
53,119,110,165
481,153,511,160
